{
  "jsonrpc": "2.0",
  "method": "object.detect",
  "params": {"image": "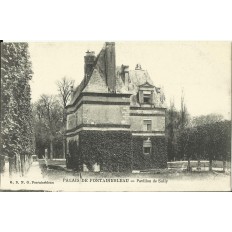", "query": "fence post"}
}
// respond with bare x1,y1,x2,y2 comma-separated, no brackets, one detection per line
197,159,201,171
